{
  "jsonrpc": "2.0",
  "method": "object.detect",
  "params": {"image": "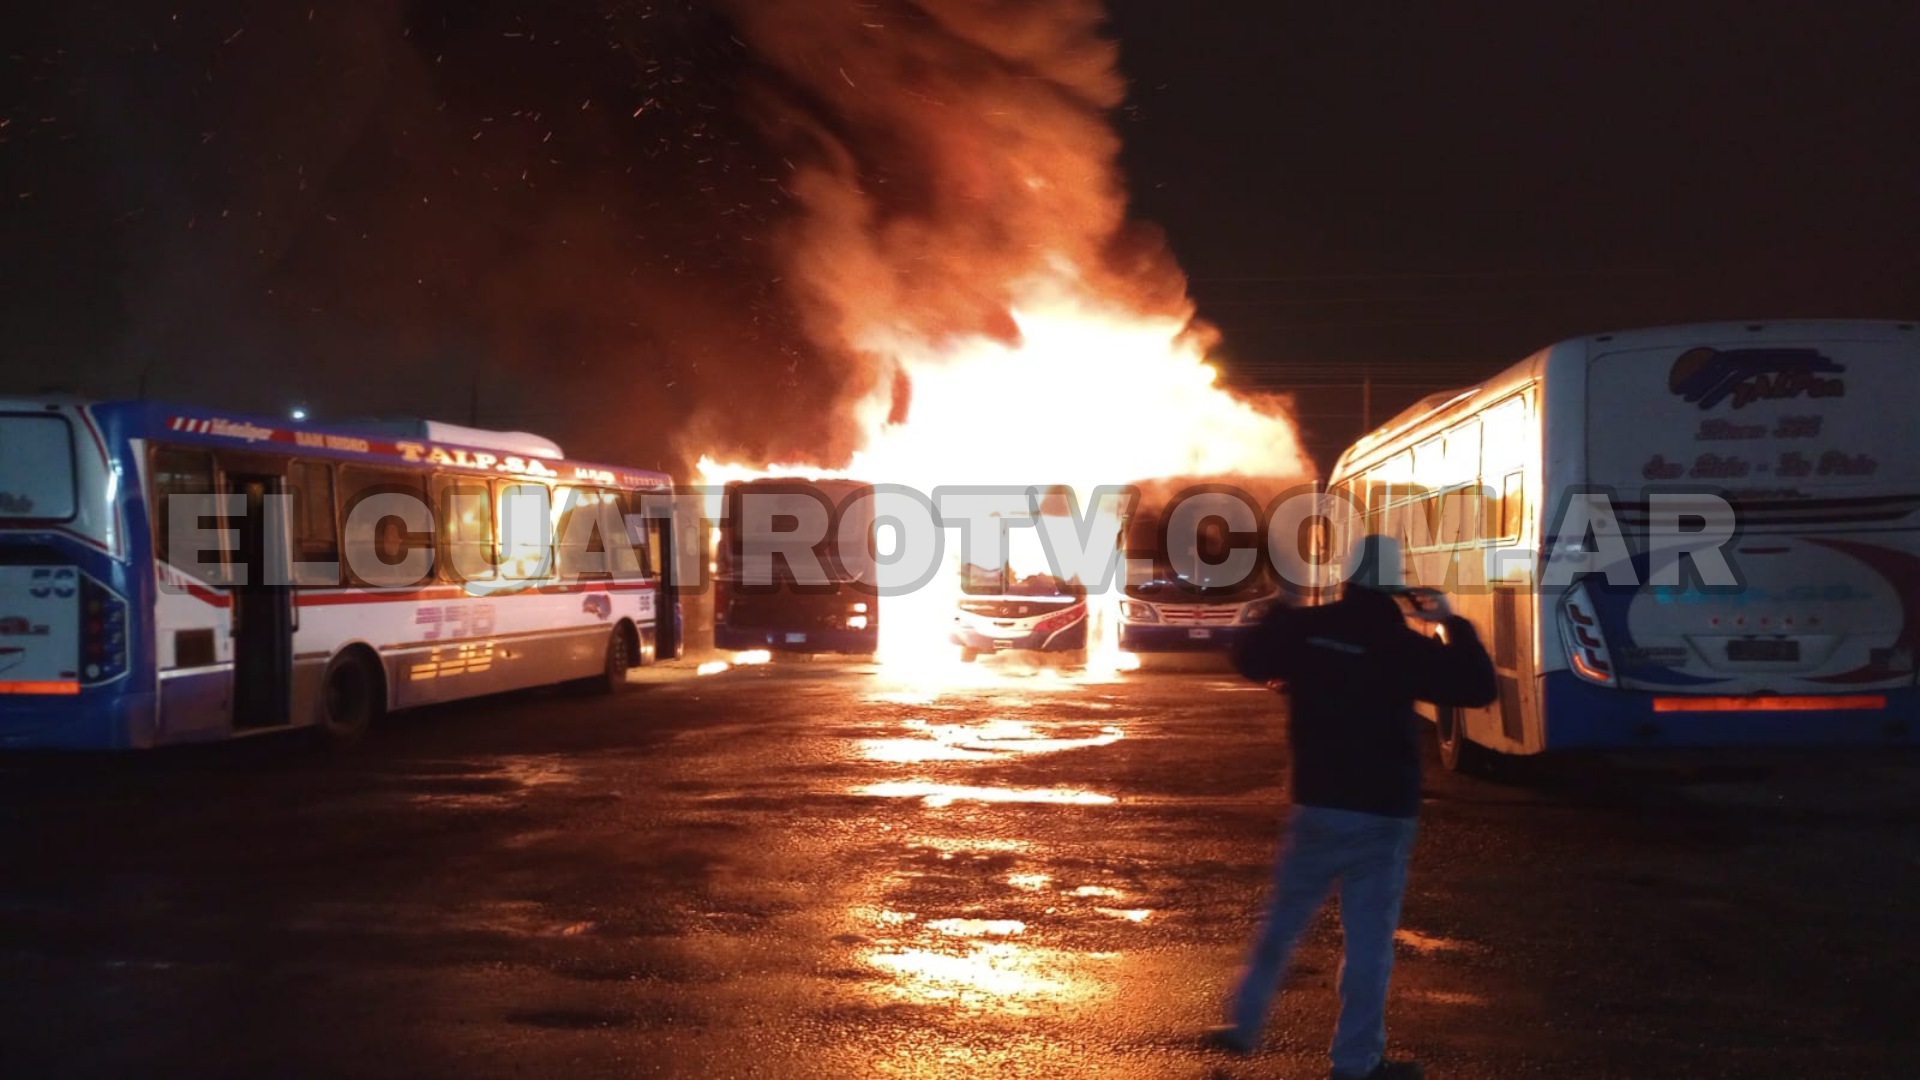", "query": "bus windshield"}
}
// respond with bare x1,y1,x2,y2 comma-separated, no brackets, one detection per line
0,414,76,521
1123,558,1273,603
962,523,1085,597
